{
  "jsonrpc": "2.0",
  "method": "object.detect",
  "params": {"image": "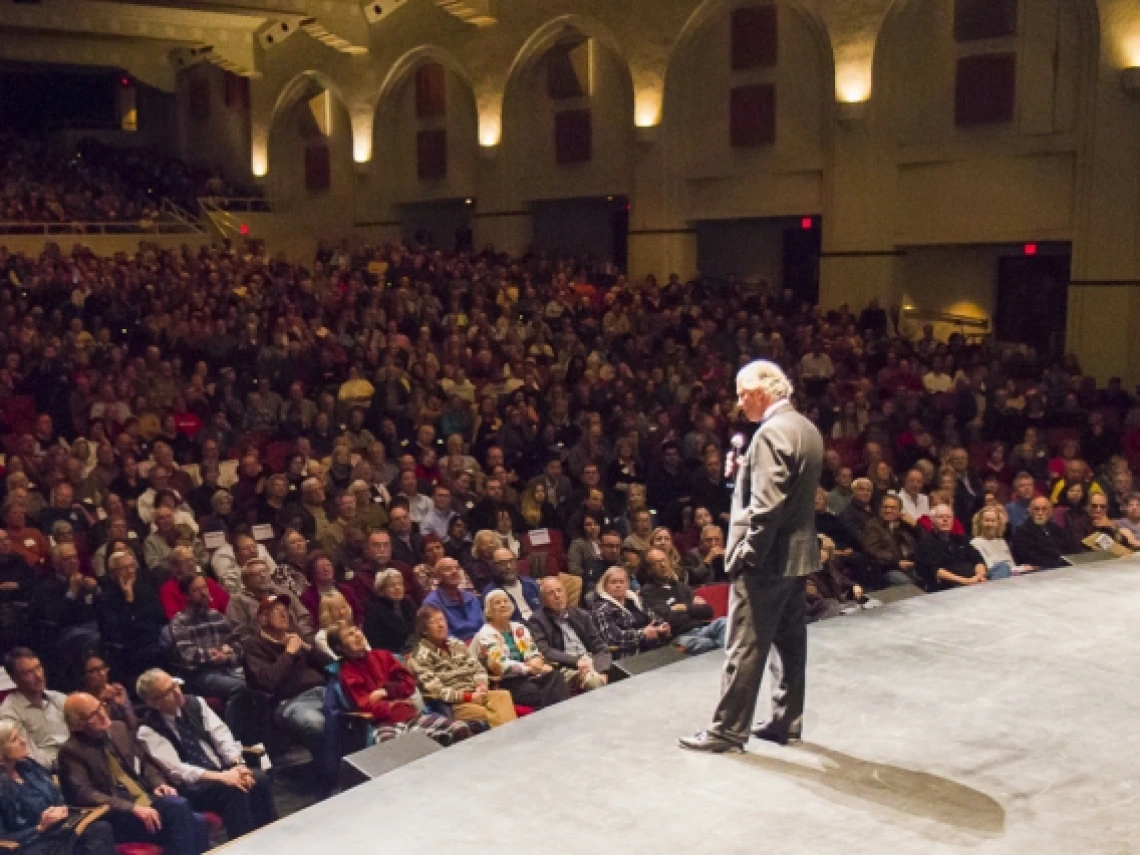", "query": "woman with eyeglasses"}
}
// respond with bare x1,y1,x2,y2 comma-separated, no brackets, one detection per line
77,653,137,731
